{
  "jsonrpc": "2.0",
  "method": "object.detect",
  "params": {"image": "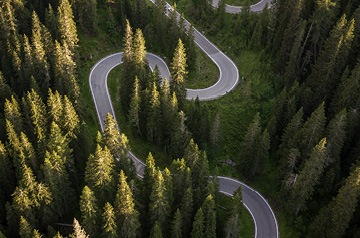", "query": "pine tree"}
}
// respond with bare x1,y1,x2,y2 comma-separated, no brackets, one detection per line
180,187,194,237
163,167,174,208
31,11,51,95
72,218,89,238
57,0,79,53
4,95,24,134
0,141,15,201
42,149,75,223
191,207,204,238
0,71,12,107
171,209,183,238
23,89,47,146
298,102,326,160
101,202,117,238
123,19,133,63
78,0,98,35
224,188,242,238
47,90,64,128
129,77,141,134
150,221,163,238
308,165,360,238
12,164,52,225
133,28,147,70
32,229,42,238
330,60,360,115
239,113,269,177
149,169,170,229
85,144,115,207
147,82,161,144
45,4,57,37
62,95,80,138
291,138,327,215
19,216,33,238
170,39,188,107
305,14,354,110
103,113,134,178
171,158,192,205
114,170,140,238
80,186,99,237
202,194,216,238
53,40,80,104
